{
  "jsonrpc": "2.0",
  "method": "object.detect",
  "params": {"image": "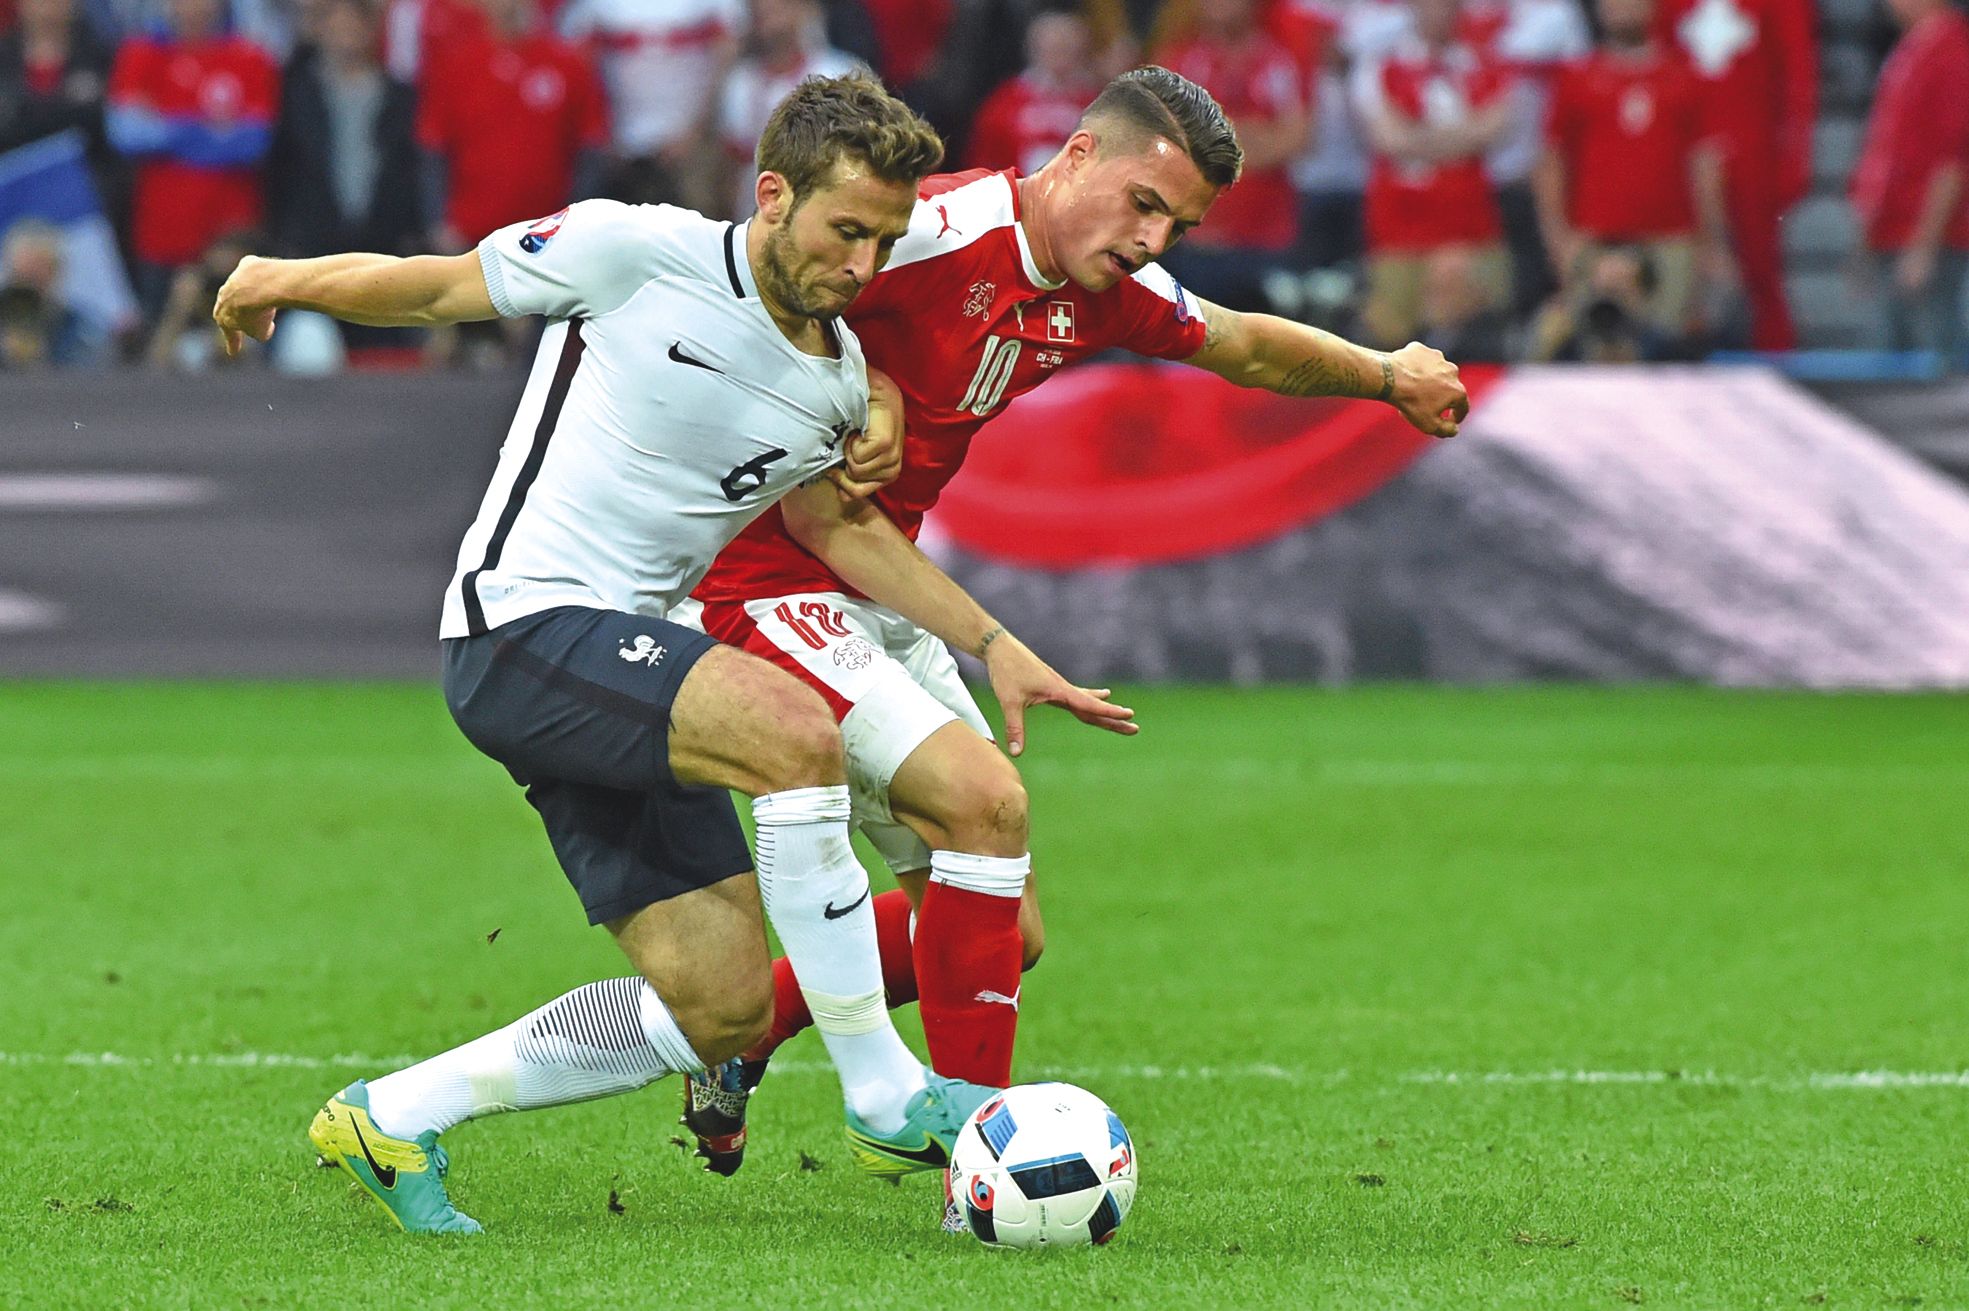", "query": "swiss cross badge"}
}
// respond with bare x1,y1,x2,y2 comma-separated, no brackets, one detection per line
963,281,996,318
1046,300,1075,343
